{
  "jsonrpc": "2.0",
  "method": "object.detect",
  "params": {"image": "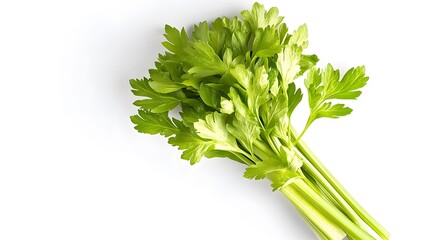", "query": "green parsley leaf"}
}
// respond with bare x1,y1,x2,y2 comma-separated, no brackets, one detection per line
148,69,183,94
268,170,301,191
260,94,288,133
130,78,181,113
179,103,209,127
220,97,234,114
313,103,353,119
240,2,284,31
168,128,215,165
304,64,369,126
130,109,179,137
230,64,252,89
194,112,239,152
162,25,189,56
227,116,261,153
288,24,309,49
247,66,270,116
209,18,228,55
192,21,210,43
277,23,289,44
244,157,288,180
325,65,369,100
199,83,221,109
228,87,253,121
185,41,228,78
299,54,319,76
287,83,303,117
277,45,301,88
252,27,283,57
244,146,302,190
